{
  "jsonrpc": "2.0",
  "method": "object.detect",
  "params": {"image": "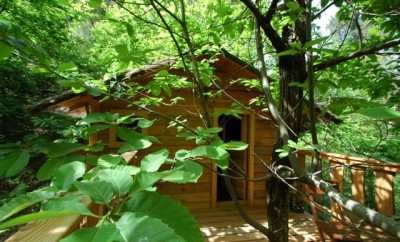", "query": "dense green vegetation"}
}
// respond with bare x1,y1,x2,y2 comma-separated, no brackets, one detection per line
0,0,399,241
